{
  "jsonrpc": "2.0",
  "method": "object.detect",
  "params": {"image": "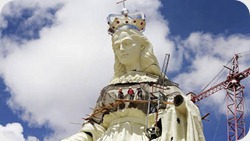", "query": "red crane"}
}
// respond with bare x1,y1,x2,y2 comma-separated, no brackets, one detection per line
191,54,250,141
